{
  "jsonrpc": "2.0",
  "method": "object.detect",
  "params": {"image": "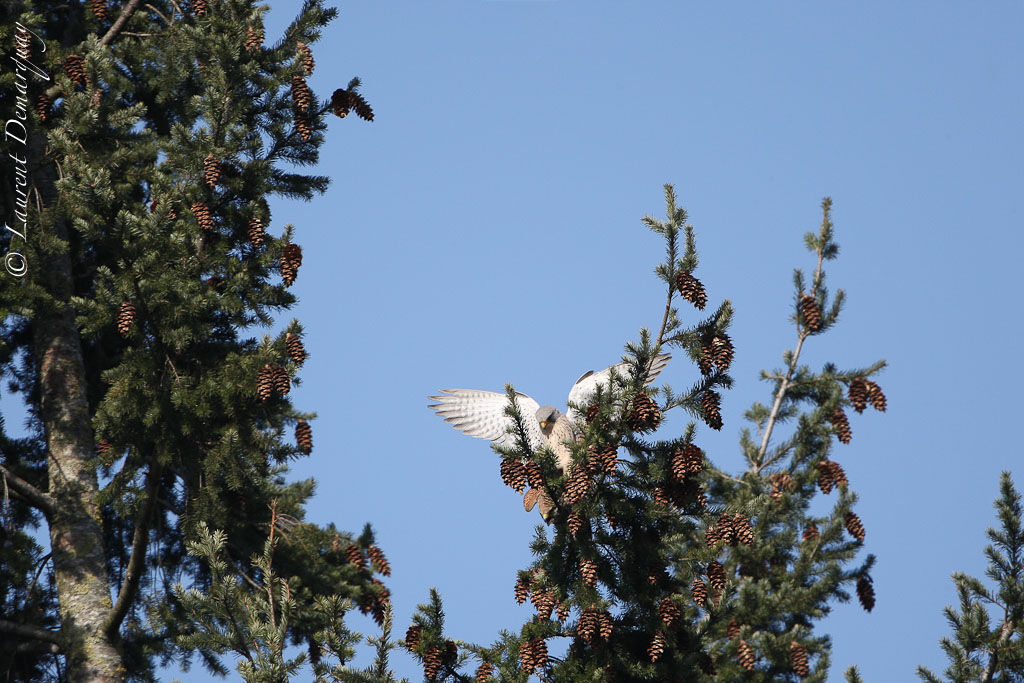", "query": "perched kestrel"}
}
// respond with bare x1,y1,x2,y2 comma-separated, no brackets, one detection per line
429,354,670,520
